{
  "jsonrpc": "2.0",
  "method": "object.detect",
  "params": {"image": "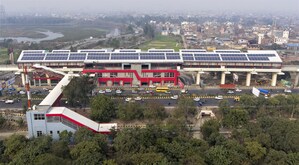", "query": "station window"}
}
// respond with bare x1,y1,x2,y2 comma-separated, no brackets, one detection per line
153,73,161,77
34,114,45,120
37,131,42,137
57,131,60,134
165,72,174,77
50,131,53,135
